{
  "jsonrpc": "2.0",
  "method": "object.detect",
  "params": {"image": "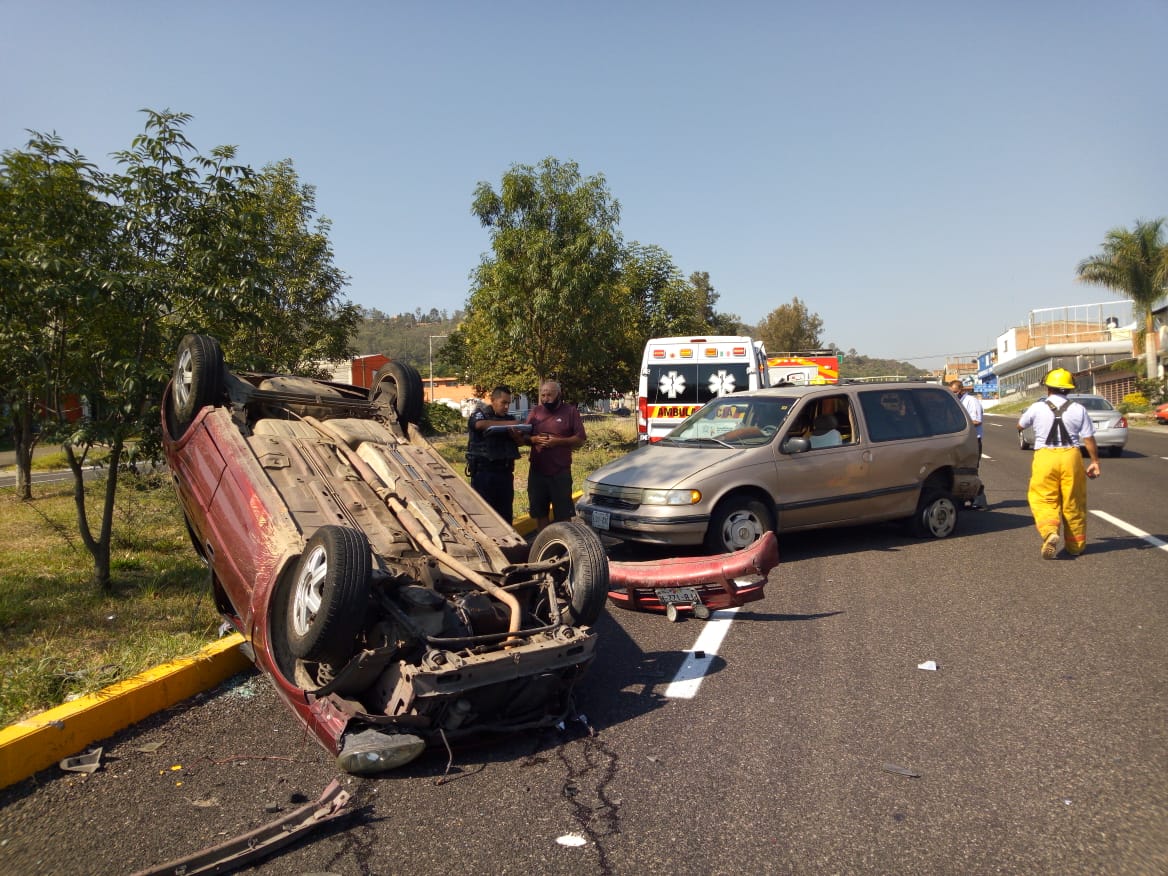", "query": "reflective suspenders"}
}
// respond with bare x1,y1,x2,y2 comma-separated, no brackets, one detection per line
1043,399,1074,447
